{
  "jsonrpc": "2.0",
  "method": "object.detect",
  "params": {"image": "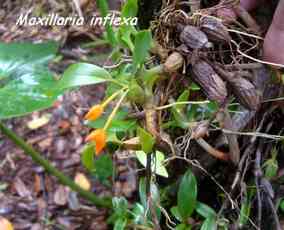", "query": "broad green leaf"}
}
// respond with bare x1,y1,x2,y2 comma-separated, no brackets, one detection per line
137,127,155,154
170,206,182,222
114,218,127,230
81,144,95,172
177,169,197,220
0,41,58,65
93,154,113,182
196,201,217,218
122,0,138,17
196,202,216,219
58,63,110,89
135,150,168,177
175,224,190,230
133,30,152,69
201,216,217,230
0,42,60,119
